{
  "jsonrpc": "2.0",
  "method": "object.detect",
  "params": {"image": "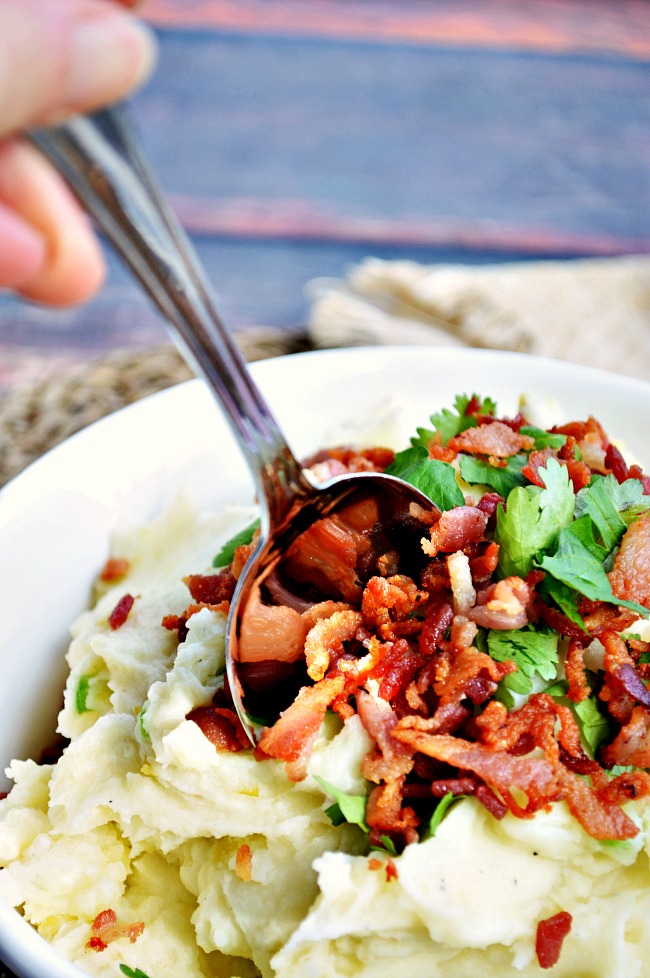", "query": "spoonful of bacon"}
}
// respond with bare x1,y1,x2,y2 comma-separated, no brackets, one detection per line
30,105,438,742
